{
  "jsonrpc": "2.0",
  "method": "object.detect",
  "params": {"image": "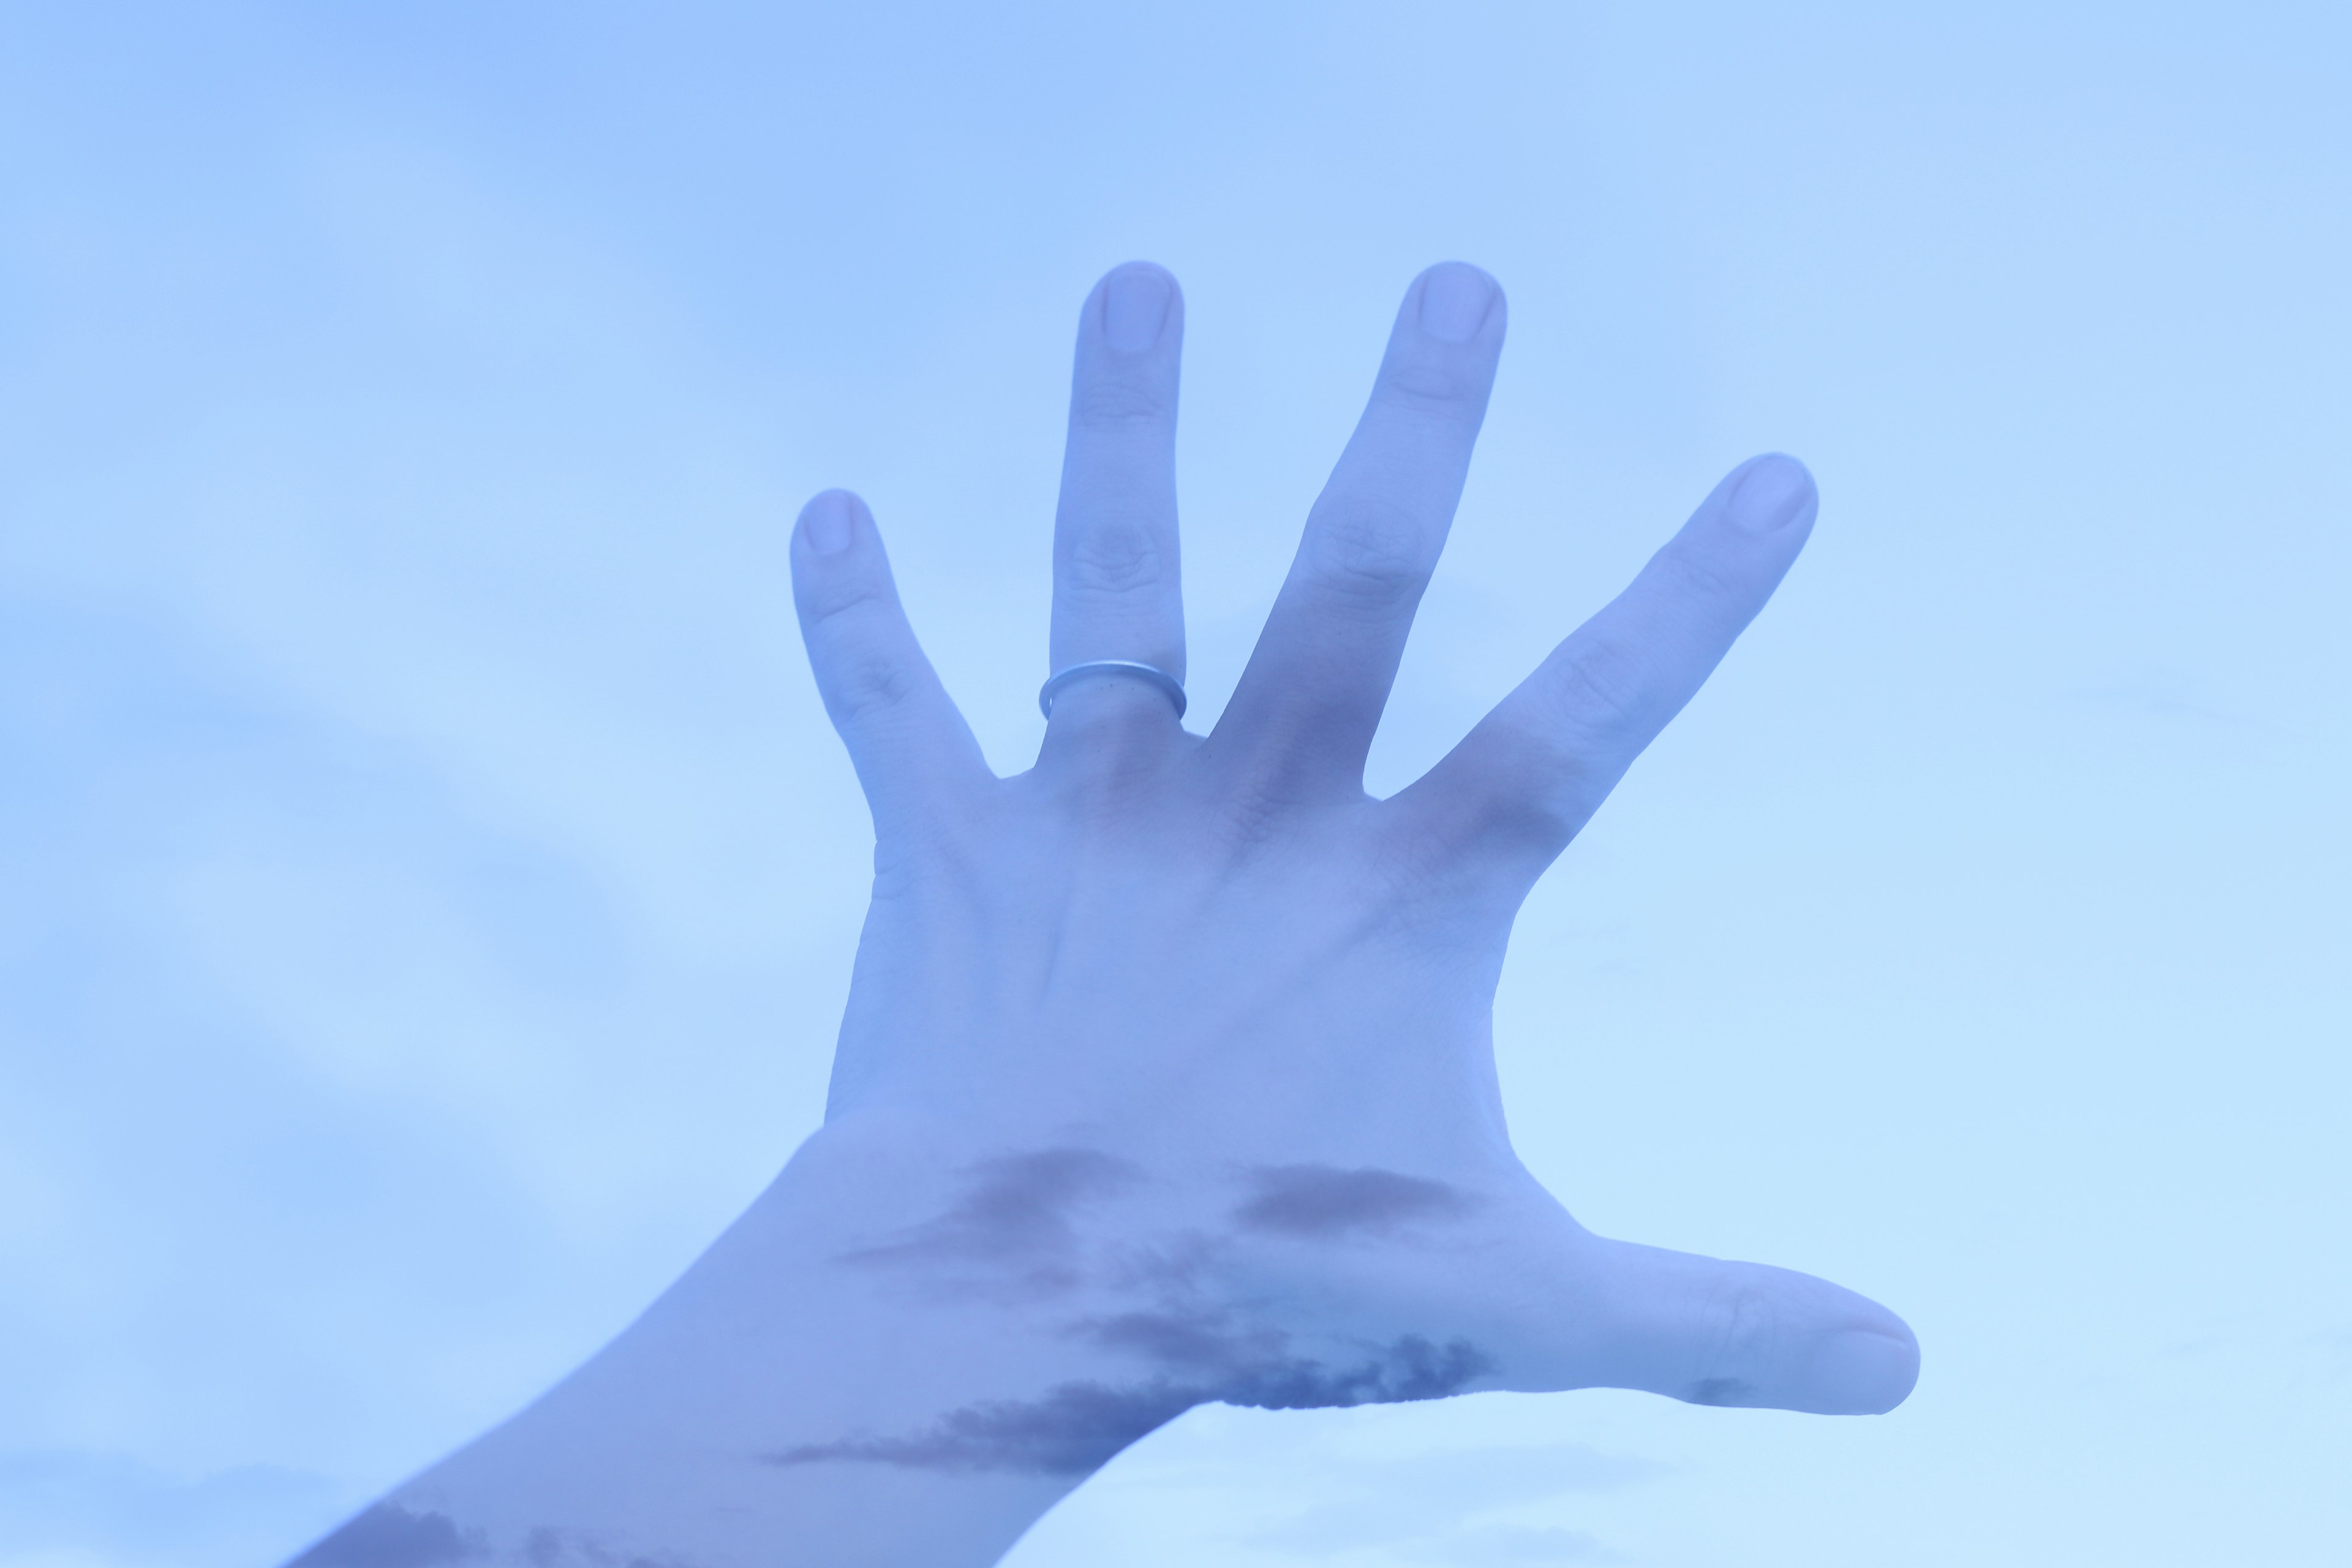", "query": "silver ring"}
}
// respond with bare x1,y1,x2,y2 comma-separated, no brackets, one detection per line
1038,659,1188,720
